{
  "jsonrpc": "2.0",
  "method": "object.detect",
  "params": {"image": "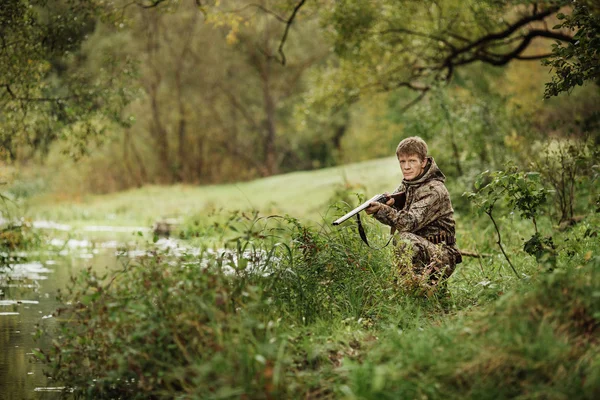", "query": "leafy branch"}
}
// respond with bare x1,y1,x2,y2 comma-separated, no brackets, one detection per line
466,165,551,277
